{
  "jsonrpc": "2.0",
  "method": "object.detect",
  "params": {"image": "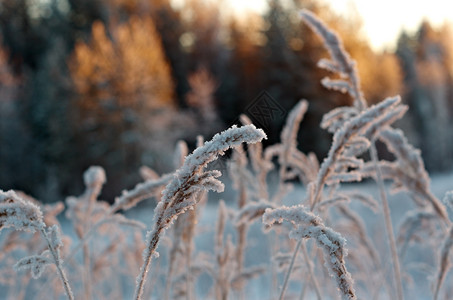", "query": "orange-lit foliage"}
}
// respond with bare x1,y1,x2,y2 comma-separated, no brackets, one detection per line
0,45,17,100
70,16,174,112
186,67,217,123
317,9,403,104
68,16,176,197
358,51,403,104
